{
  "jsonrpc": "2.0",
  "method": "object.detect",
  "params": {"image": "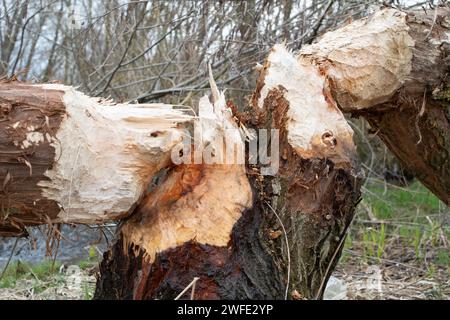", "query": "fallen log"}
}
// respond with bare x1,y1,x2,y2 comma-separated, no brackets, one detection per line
0,82,192,236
